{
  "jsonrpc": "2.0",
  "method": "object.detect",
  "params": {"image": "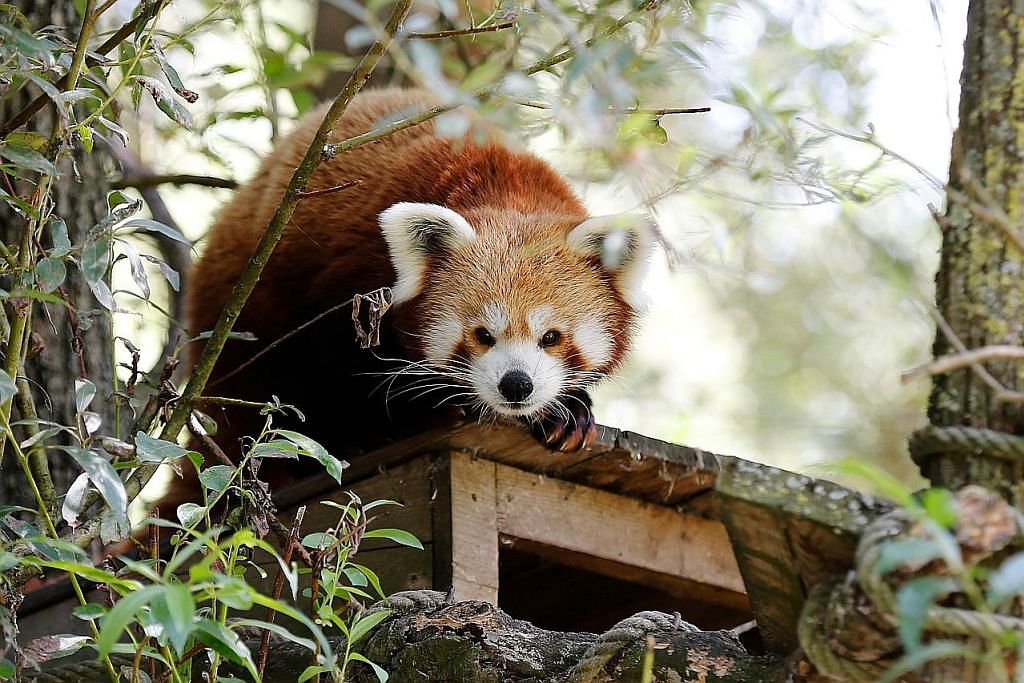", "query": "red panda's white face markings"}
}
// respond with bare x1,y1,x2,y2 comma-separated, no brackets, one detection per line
380,203,652,419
